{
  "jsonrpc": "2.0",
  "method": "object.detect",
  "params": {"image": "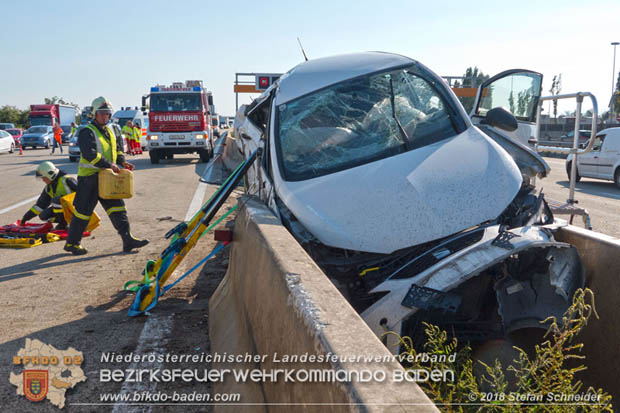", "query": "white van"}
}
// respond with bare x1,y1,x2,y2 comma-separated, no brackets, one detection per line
112,107,149,150
566,127,620,188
